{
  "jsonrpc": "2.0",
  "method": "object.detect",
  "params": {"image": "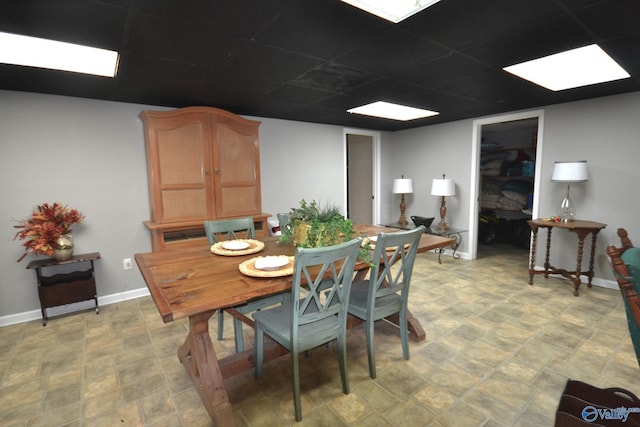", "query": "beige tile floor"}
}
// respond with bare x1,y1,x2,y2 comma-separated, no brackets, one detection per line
1,244,639,426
